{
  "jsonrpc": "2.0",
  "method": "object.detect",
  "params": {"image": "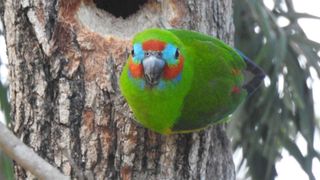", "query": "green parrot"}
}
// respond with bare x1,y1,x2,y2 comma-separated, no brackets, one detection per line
119,28,265,134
